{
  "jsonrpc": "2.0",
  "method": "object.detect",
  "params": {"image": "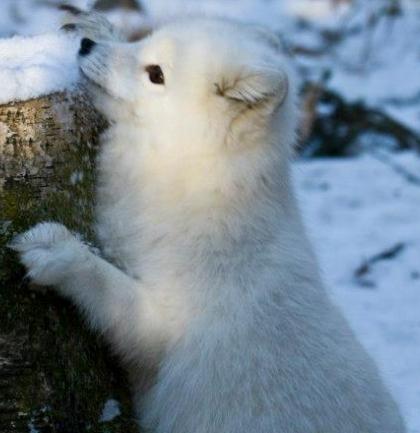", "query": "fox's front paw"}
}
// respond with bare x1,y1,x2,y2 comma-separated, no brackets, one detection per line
10,222,86,287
